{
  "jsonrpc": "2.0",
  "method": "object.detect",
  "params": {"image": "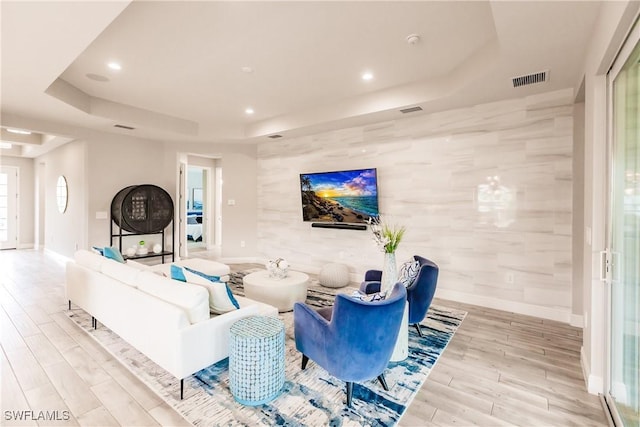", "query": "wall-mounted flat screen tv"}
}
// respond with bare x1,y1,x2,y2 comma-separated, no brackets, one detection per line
300,168,379,224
